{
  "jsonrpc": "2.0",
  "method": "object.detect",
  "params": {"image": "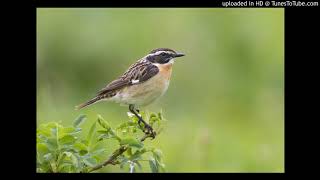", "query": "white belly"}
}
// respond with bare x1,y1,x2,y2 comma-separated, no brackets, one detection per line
110,73,170,106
